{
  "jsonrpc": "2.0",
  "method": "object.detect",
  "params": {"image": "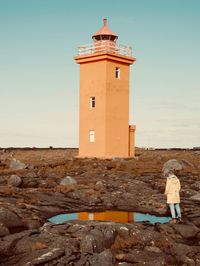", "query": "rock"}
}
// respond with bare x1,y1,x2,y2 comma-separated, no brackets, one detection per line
144,246,162,253
89,249,114,266
0,149,200,265
191,181,200,191
60,176,77,186
46,172,59,179
0,222,10,236
0,207,24,229
171,243,196,265
105,162,116,170
181,159,194,168
89,228,106,252
115,263,133,266
191,217,200,227
23,180,39,188
162,159,183,177
80,234,98,253
0,230,33,256
26,247,65,265
25,172,38,178
7,174,22,187
27,164,35,170
24,219,42,230
0,175,9,185
190,193,200,201
102,226,117,248
9,158,27,170
0,160,7,169
95,181,105,190
112,157,125,162
173,224,199,239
